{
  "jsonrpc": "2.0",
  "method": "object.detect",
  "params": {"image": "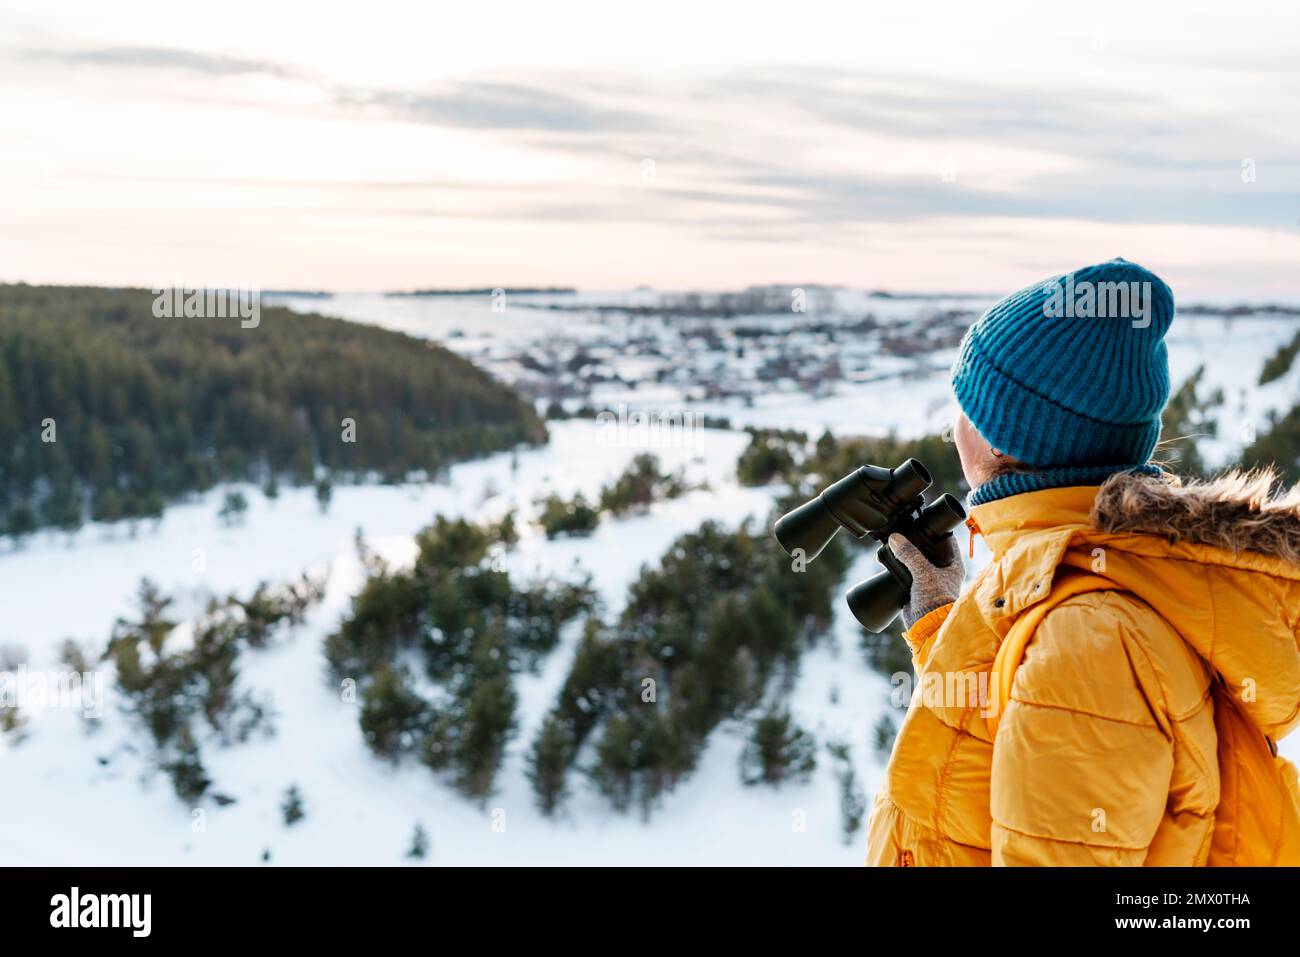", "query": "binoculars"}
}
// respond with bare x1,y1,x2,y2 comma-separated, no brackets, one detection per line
773,458,966,632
